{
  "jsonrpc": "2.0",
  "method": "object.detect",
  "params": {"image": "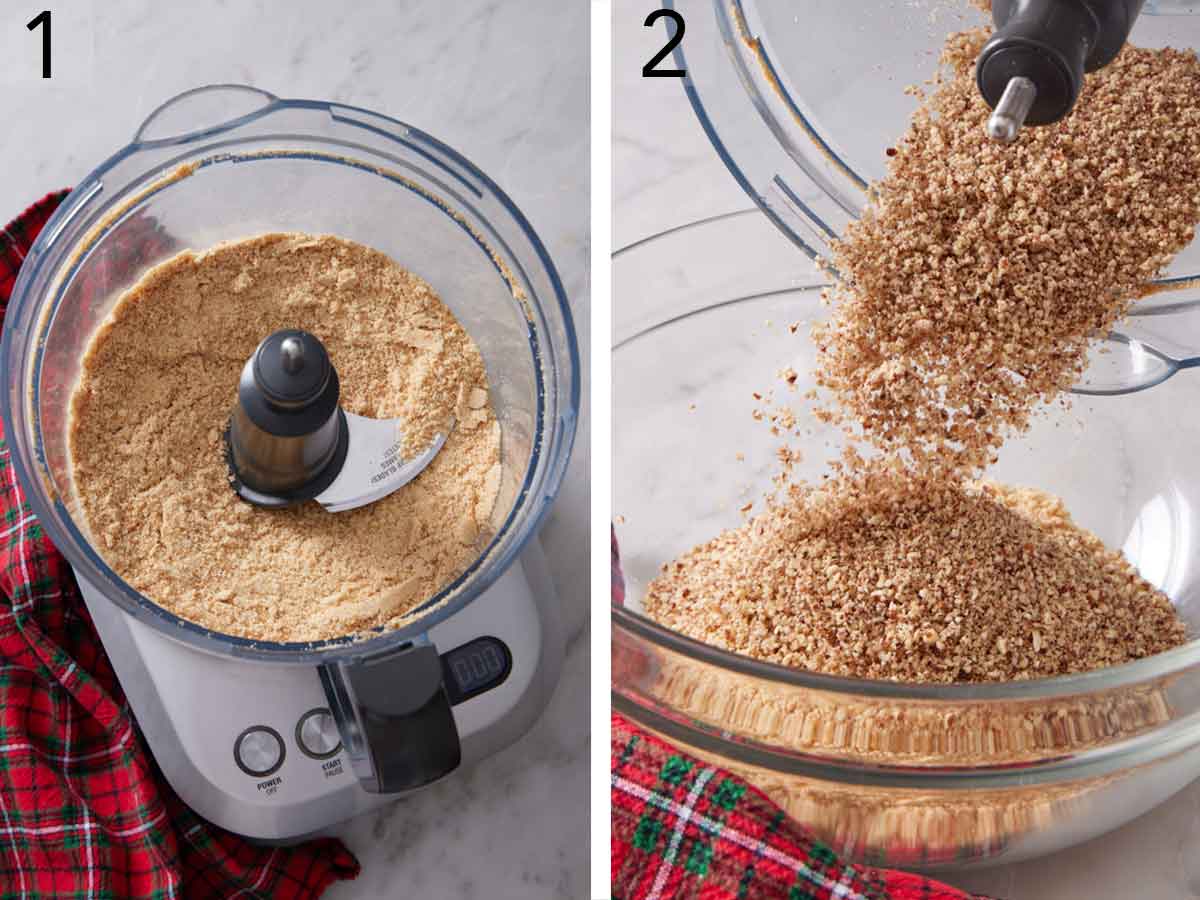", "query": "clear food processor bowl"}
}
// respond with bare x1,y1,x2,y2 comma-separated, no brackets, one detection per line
0,84,579,663
612,211,1200,870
